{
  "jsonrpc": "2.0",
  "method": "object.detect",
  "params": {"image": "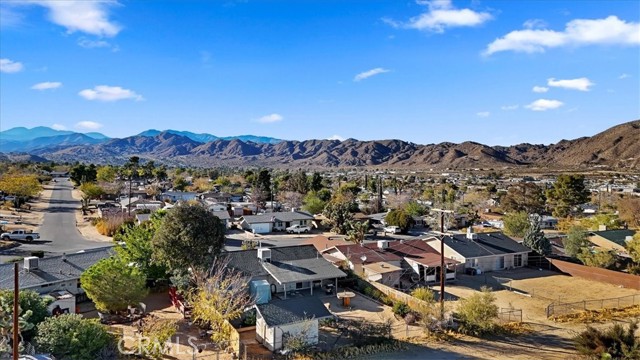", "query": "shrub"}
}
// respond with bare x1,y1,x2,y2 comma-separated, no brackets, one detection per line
456,286,499,336
411,287,435,303
574,321,639,360
35,314,115,360
95,213,132,237
136,317,178,359
0,289,52,339
392,302,410,317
